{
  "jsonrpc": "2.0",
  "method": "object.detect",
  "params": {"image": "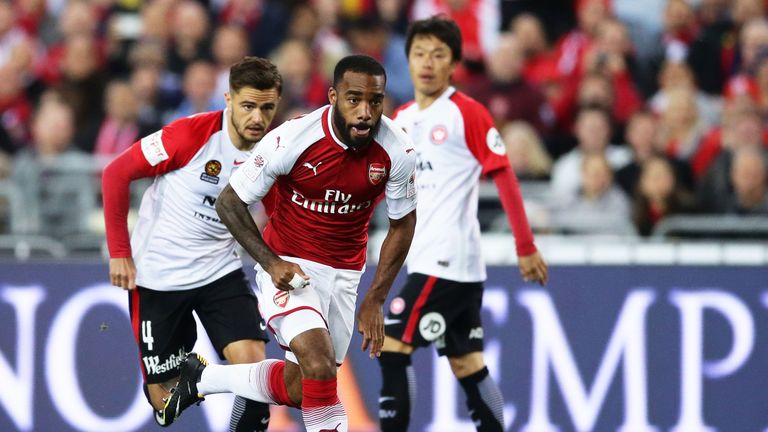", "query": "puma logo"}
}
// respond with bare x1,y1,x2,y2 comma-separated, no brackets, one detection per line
303,161,322,176
319,424,341,432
